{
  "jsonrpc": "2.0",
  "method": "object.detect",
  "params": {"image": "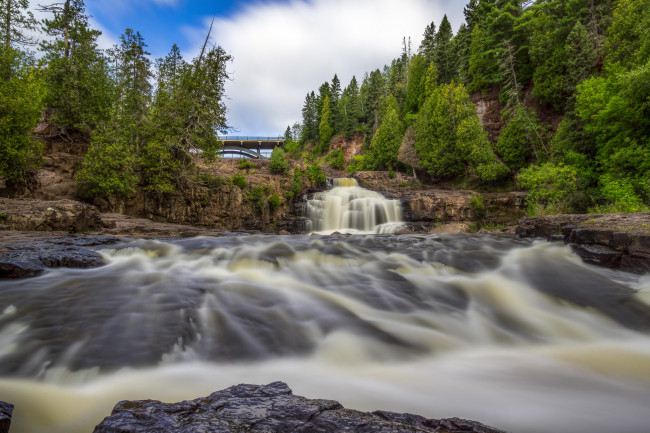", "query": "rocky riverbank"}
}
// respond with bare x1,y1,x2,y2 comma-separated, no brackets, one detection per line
93,382,507,433
516,213,650,274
